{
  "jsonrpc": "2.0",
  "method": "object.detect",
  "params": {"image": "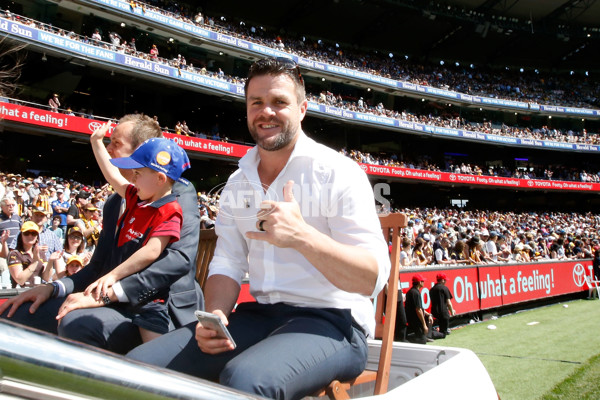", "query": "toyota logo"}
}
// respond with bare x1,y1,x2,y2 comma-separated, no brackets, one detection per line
572,263,586,287
360,164,368,173
527,180,534,187
449,174,456,181
88,121,103,132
